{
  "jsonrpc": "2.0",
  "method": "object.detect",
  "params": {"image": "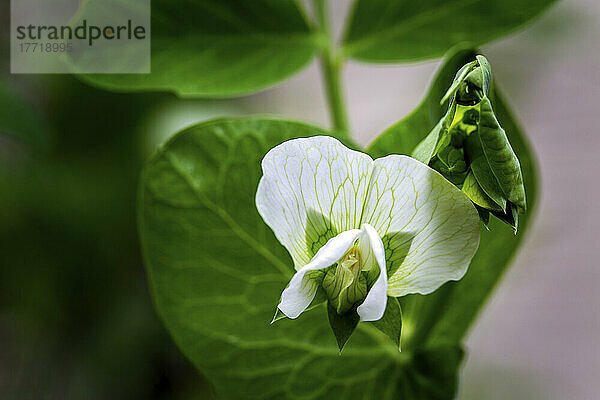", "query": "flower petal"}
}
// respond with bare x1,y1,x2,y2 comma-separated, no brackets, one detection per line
278,229,361,319
256,136,373,268
363,155,480,296
356,224,388,322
